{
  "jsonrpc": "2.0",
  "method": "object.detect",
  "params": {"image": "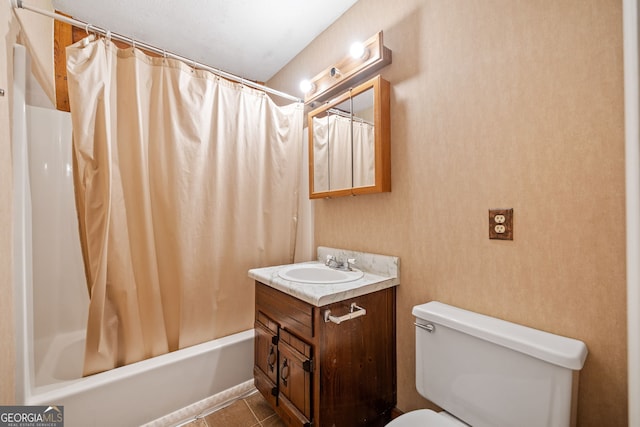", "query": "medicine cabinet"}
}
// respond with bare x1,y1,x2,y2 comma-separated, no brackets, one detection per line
308,75,390,199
